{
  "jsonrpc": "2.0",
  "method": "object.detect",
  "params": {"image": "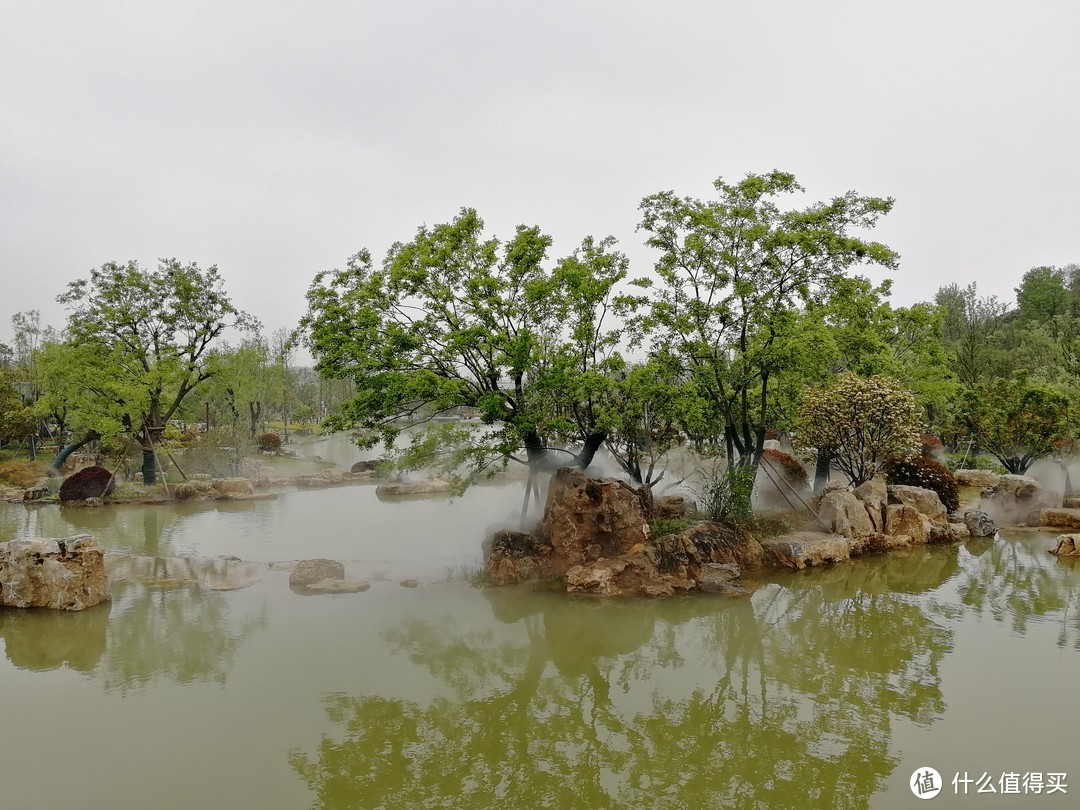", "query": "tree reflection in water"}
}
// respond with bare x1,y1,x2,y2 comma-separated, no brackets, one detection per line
956,532,1080,648
0,555,268,692
289,547,961,809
